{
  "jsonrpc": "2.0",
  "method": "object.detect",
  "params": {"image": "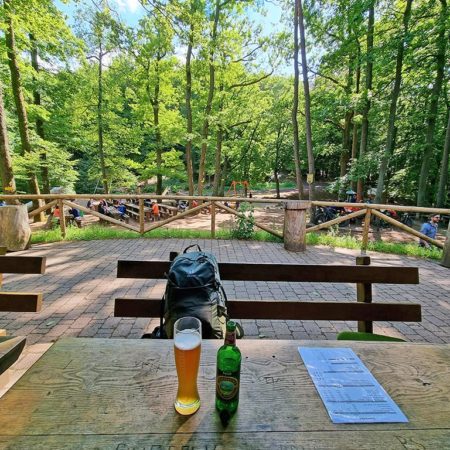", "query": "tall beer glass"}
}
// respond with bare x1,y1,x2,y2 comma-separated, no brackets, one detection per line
174,317,202,415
